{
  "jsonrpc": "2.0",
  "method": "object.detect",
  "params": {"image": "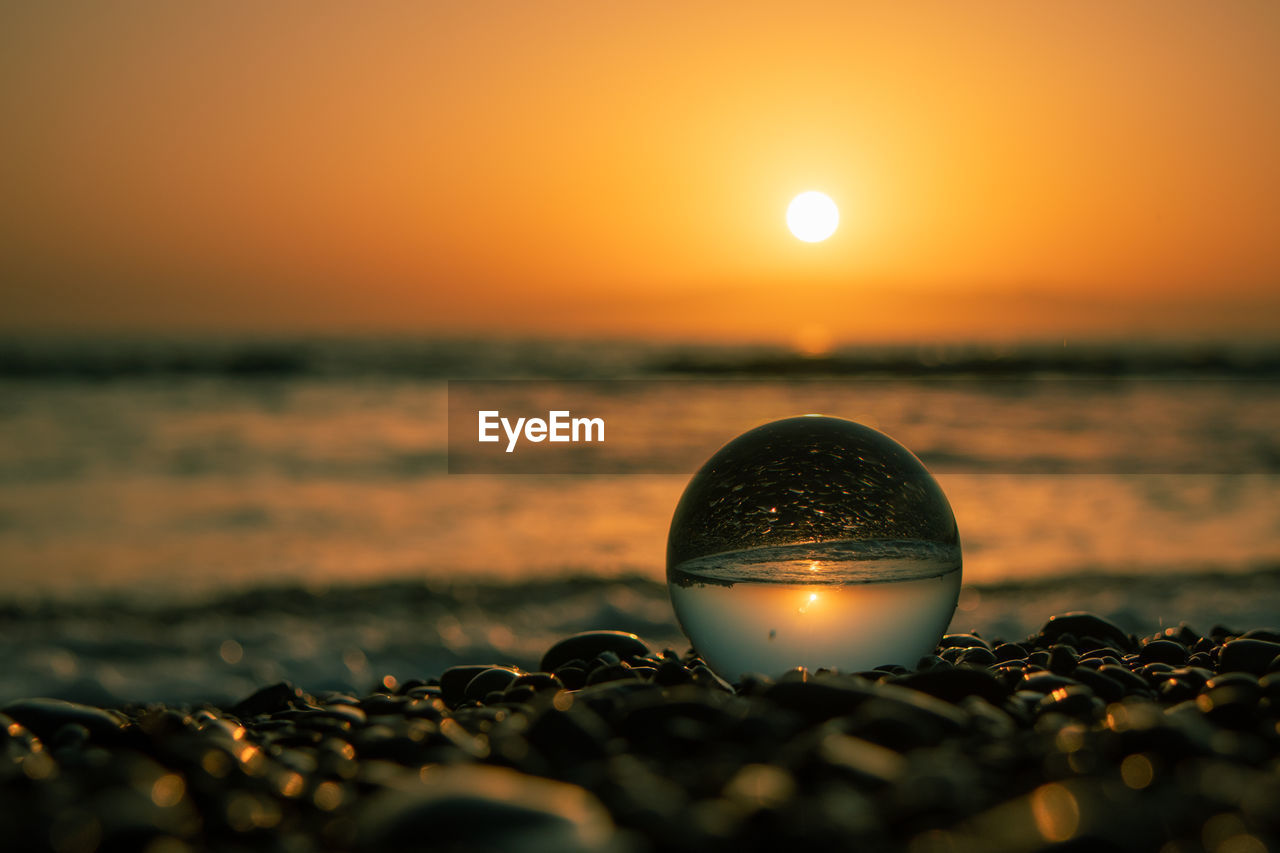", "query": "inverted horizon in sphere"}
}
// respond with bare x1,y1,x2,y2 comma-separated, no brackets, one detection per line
787,191,839,242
